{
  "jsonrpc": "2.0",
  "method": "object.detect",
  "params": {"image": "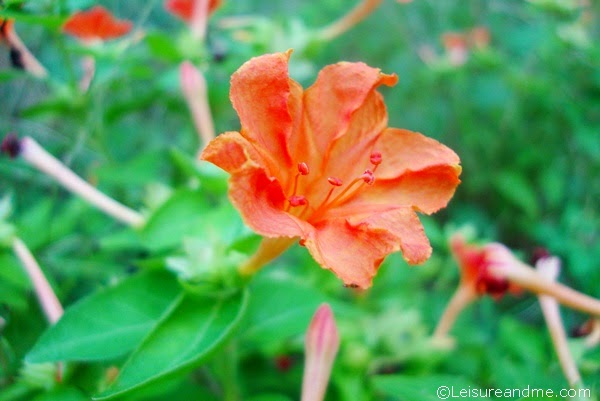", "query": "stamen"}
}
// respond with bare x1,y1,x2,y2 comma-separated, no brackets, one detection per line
289,195,308,207
299,238,306,247
327,177,343,186
370,151,382,173
298,162,310,175
290,162,310,203
370,151,382,166
360,169,375,185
